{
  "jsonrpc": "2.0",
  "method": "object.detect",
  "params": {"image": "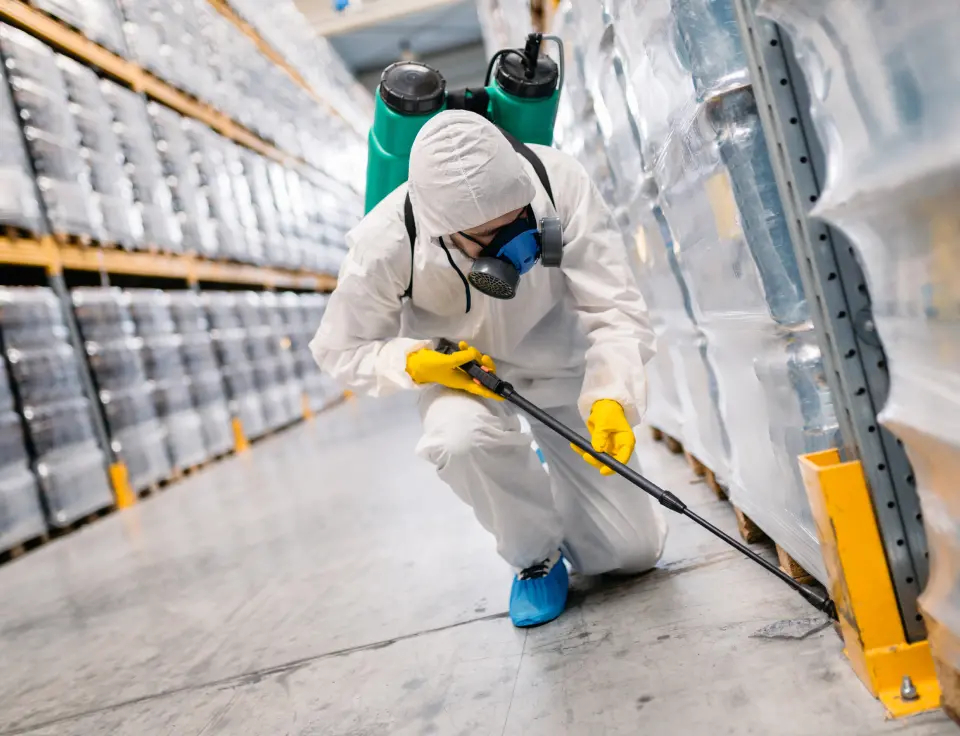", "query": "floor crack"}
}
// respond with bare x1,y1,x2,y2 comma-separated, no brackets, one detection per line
0,610,511,736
